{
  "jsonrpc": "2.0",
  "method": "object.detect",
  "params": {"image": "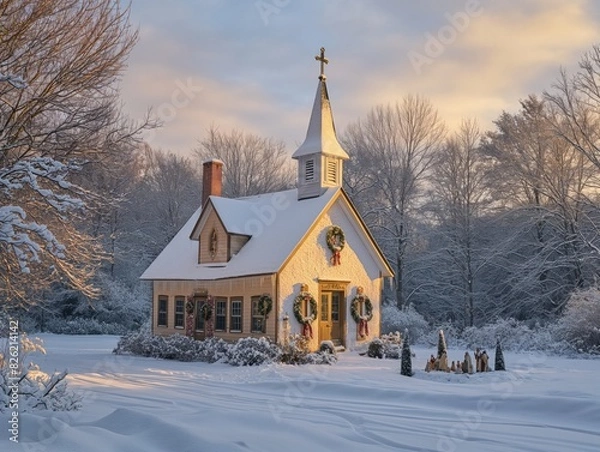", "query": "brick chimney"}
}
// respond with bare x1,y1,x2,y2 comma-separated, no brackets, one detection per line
202,159,223,207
